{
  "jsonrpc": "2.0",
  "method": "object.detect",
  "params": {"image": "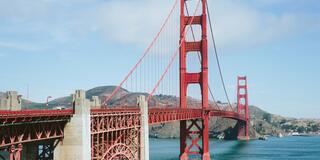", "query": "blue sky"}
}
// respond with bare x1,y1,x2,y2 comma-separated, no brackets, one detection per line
0,0,319,118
